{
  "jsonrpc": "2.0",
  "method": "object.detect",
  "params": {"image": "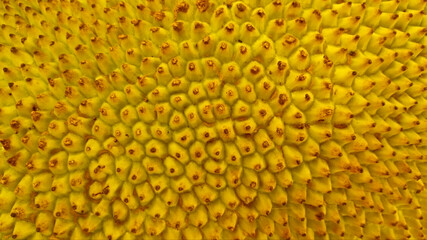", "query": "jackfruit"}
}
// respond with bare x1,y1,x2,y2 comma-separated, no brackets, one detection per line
0,0,427,239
